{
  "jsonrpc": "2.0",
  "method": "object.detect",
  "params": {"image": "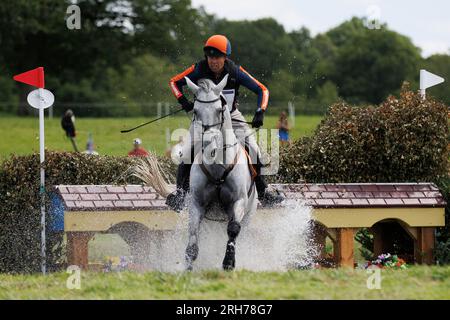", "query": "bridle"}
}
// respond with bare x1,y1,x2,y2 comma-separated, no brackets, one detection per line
192,94,256,217
192,95,238,152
